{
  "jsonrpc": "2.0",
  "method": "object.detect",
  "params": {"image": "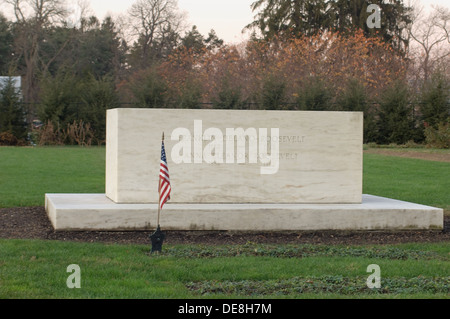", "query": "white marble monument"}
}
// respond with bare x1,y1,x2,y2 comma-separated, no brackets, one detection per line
45,108,444,231
106,109,363,204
